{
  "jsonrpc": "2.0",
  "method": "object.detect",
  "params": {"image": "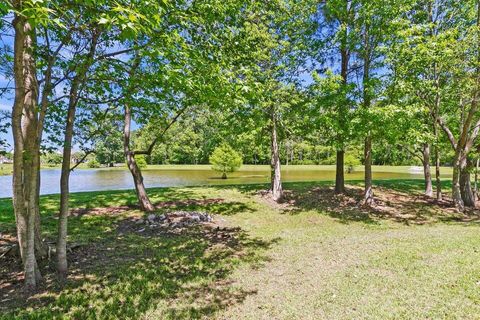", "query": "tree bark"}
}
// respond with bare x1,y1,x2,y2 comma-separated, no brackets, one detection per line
335,150,345,194
460,159,475,207
422,144,433,197
12,9,42,292
475,158,479,200
270,106,283,202
452,156,464,210
124,104,155,212
435,146,442,201
56,81,78,281
363,135,373,204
